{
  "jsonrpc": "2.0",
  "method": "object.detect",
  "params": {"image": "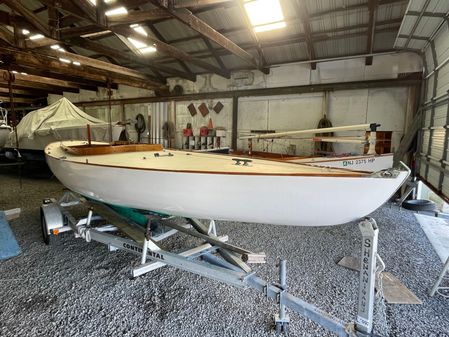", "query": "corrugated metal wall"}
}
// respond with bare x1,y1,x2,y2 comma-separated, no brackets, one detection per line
419,22,449,201
149,102,169,147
